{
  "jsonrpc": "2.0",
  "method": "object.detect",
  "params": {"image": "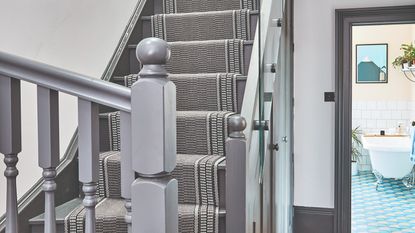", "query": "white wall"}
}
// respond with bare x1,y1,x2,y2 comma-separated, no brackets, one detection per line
0,0,139,214
294,0,415,208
